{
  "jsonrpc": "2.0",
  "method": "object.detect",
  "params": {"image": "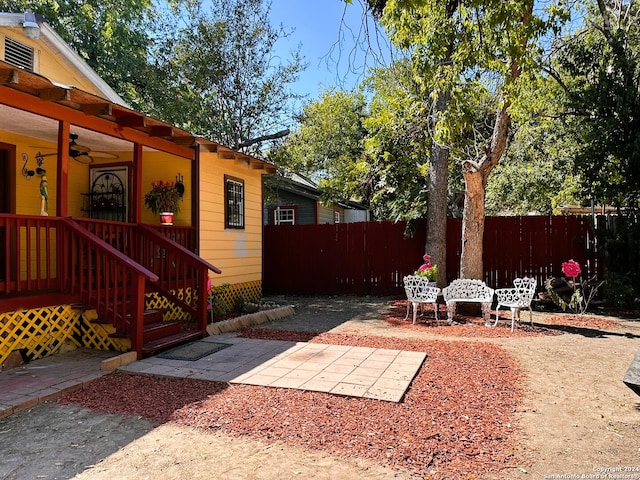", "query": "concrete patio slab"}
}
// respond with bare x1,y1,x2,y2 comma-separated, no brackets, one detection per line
119,334,426,403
